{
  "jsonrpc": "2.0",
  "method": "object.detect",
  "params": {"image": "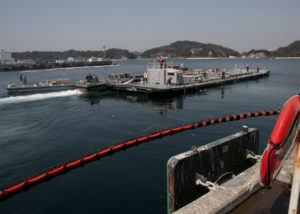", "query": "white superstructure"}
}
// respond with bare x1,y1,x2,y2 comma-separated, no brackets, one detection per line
147,62,184,85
